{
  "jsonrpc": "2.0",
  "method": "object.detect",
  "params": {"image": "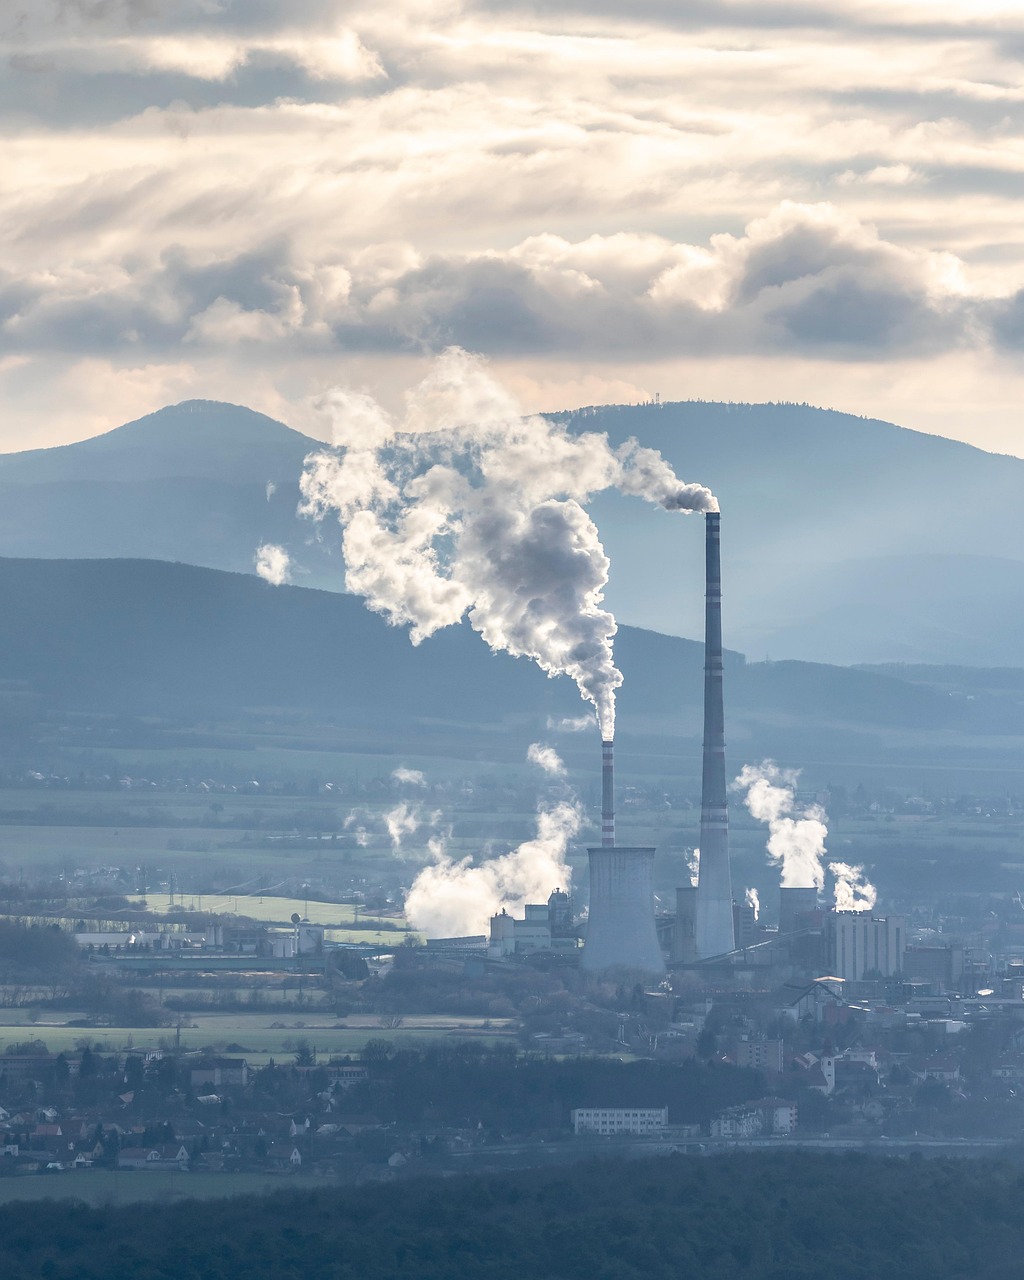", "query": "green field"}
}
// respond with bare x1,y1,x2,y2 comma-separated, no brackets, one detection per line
0,1012,514,1059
